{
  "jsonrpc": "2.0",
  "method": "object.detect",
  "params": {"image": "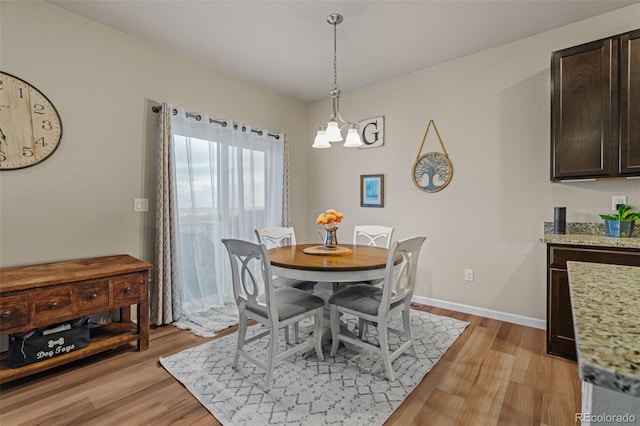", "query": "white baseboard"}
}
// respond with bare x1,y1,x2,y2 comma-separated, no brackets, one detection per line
412,295,546,330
